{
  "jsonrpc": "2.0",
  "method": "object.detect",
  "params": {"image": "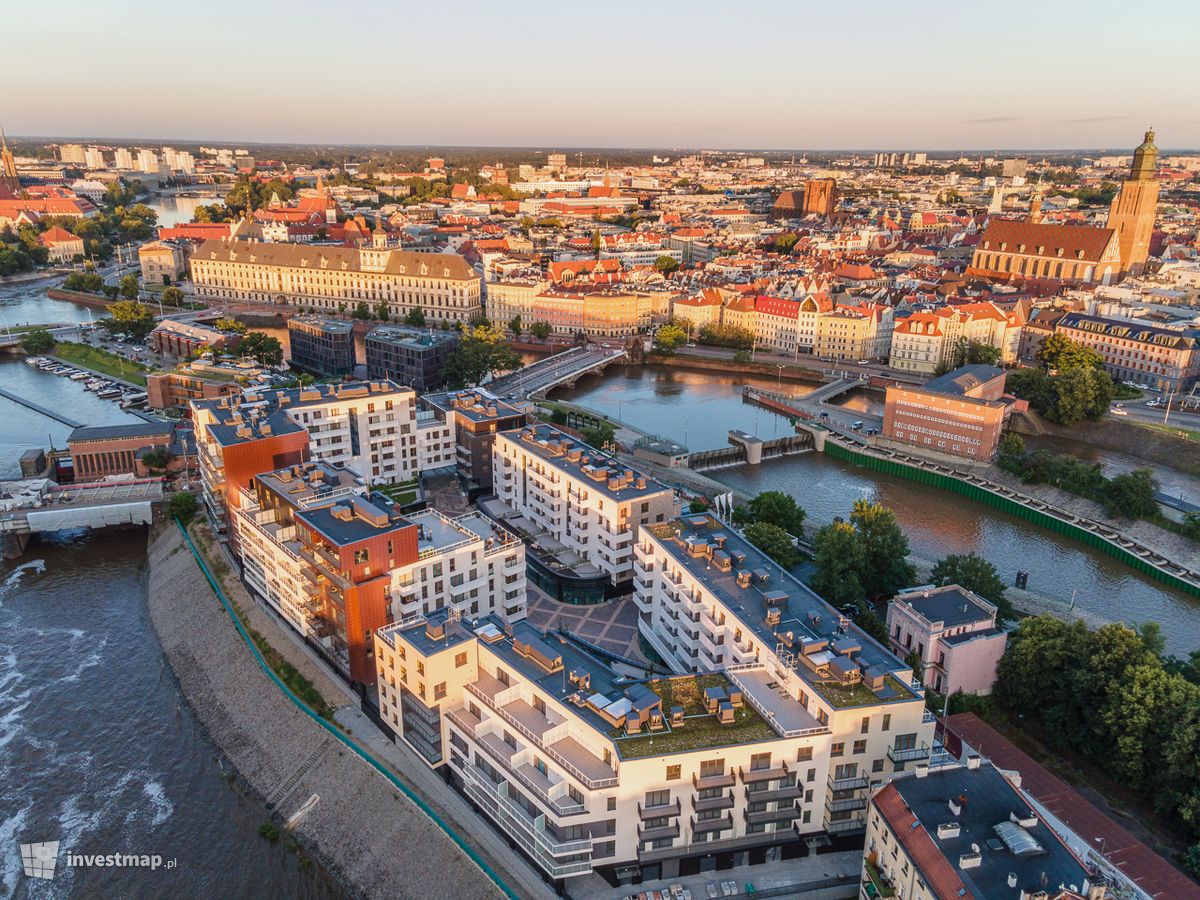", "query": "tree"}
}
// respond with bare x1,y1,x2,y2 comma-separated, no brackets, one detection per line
20,328,56,355
530,321,551,340
1181,512,1200,542
698,323,755,350
141,448,169,471
214,317,247,334
63,271,104,293
590,229,602,257
166,491,197,524
351,301,372,320
581,422,617,450
1101,468,1158,519
240,331,283,366
1036,333,1103,372
654,255,680,275
743,521,800,570
653,323,688,356
441,325,522,388
375,300,390,321
998,431,1025,461
930,552,1013,623
403,307,426,327
102,300,156,340
508,315,523,338
119,274,140,300
849,499,916,599
1047,365,1115,425
810,520,867,607
746,491,806,536
161,286,185,306
905,650,924,682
